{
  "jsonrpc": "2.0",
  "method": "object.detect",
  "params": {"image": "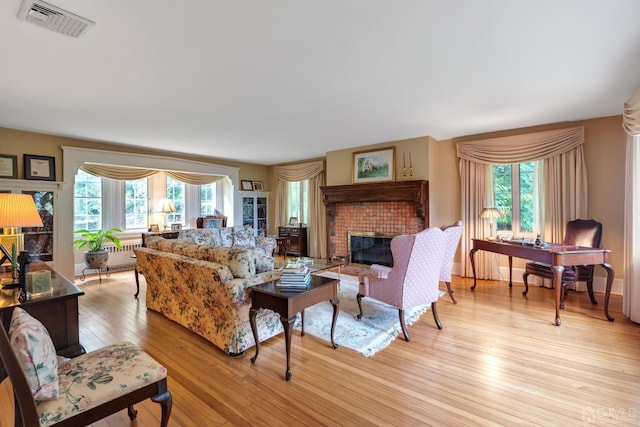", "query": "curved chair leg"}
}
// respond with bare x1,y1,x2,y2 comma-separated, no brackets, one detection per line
152,390,173,427
445,281,457,304
522,272,530,296
398,309,410,341
431,301,443,330
586,279,598,305
560,285,566,309
356,293,364,320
